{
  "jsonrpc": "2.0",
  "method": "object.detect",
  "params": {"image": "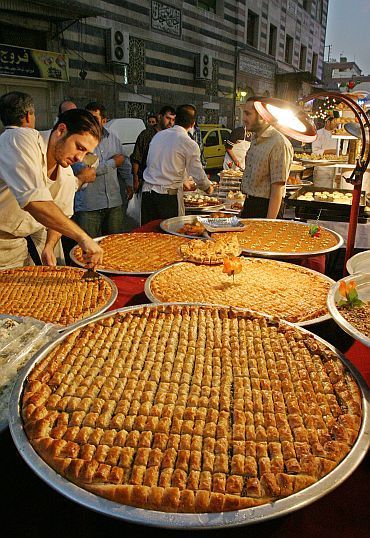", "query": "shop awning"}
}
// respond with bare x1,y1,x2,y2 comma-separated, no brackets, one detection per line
276,70,320,84
1,0,101,21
